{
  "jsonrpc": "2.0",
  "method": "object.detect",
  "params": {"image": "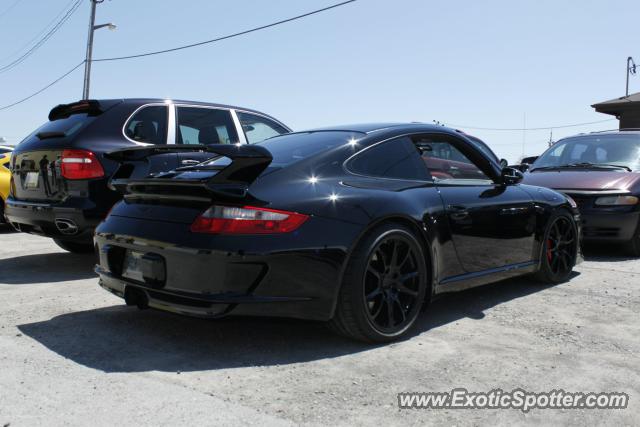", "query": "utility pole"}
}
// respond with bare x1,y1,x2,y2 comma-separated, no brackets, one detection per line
521,113,526,158
82,0,116,100
626,56,636,97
